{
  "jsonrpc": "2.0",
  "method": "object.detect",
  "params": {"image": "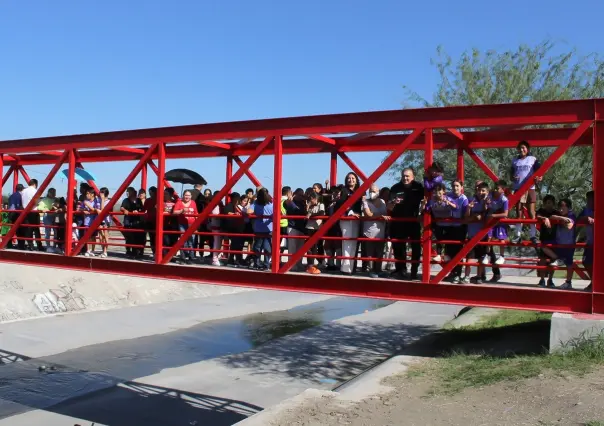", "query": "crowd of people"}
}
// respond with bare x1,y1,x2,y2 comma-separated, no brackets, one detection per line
0,141,595,290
